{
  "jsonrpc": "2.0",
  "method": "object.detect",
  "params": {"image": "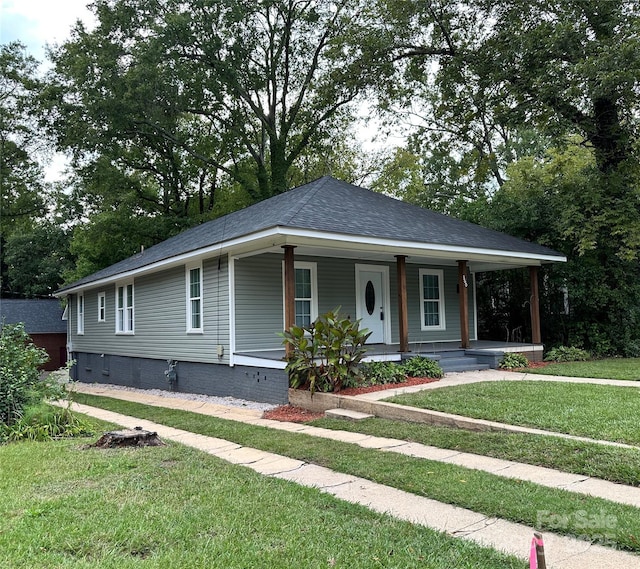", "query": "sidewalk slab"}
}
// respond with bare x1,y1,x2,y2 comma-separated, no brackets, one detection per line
213,446,280,466
568,478,640,508
325,408,374,421
275,463,359,488
64,401,640,568
250,455,307,476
